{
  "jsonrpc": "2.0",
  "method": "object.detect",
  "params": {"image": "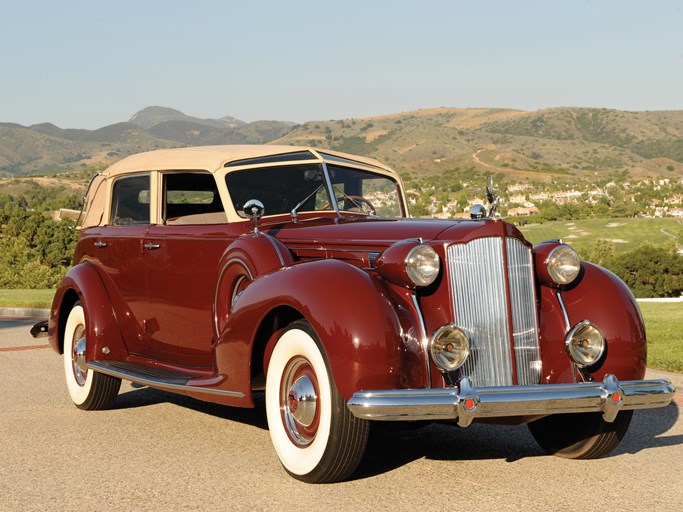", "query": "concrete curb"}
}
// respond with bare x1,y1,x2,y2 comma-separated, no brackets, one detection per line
645,368,683,391
0,307,50,318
